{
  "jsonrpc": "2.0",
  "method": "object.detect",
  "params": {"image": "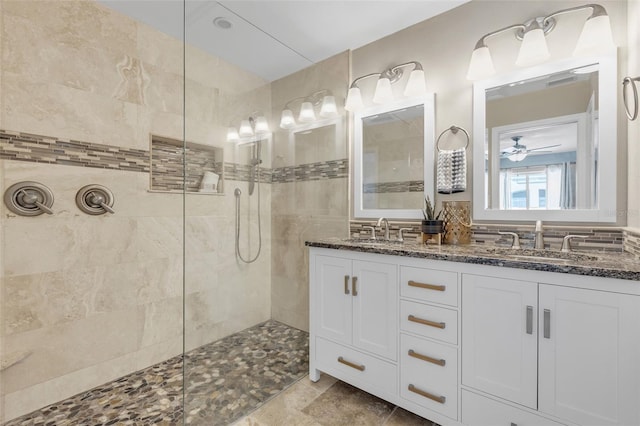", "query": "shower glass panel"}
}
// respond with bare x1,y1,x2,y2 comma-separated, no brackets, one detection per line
182,2,349,423
0,0,185,423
